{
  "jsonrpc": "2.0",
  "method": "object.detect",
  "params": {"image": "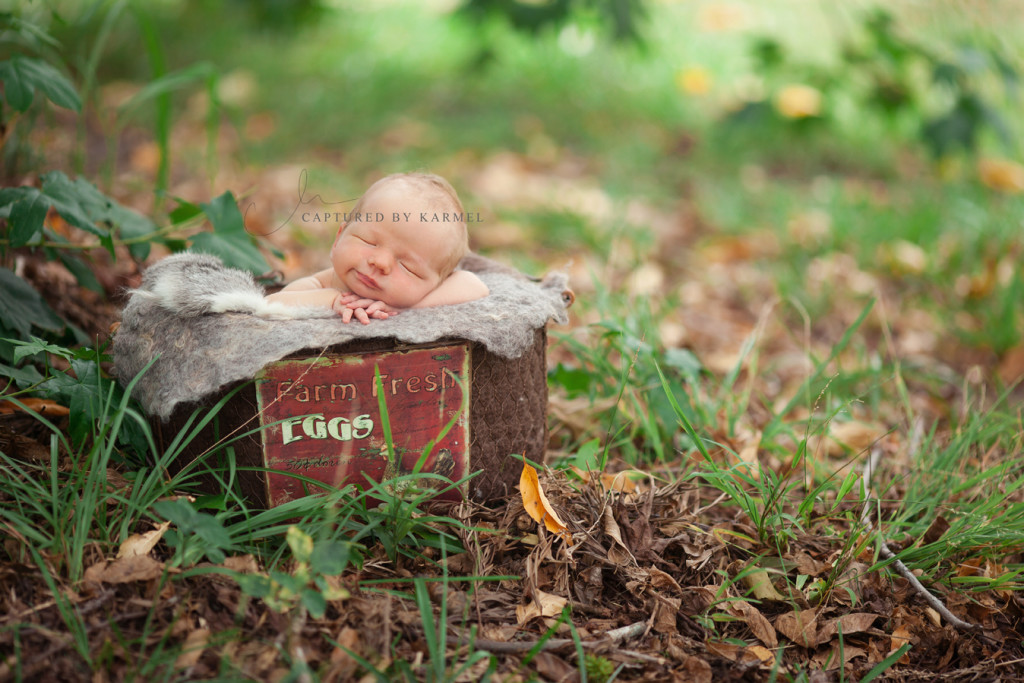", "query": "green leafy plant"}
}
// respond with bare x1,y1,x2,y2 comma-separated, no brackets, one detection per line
458,0,648,45
727,9,1020,161
229,525,351,619
0,8,270,390
0,358,161,581
0,12,83,175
